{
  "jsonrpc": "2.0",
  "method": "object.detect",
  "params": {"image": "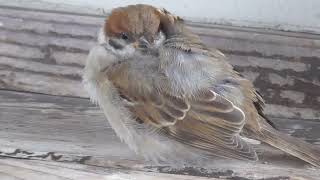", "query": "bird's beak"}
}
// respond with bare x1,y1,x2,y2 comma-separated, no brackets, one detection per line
132,41,140,49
